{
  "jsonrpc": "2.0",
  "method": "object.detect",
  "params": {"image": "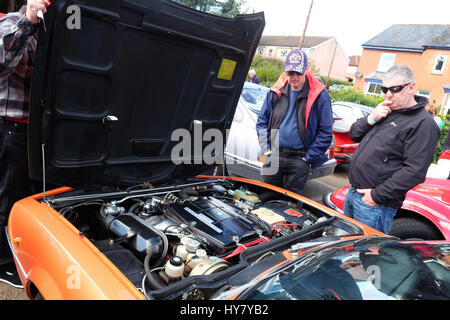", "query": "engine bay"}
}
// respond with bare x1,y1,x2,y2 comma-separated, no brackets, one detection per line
48,178,362,299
